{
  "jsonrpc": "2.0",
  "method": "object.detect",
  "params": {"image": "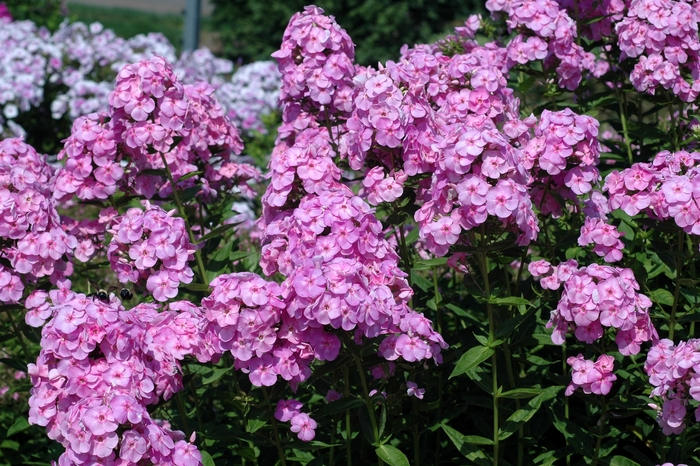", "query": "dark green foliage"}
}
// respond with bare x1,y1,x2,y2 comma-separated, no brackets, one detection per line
210,0,483,65
3,0,65,30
